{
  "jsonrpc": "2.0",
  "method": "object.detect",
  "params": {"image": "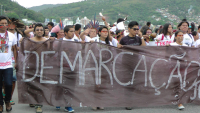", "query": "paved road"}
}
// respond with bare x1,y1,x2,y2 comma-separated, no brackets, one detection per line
8,84,200,113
